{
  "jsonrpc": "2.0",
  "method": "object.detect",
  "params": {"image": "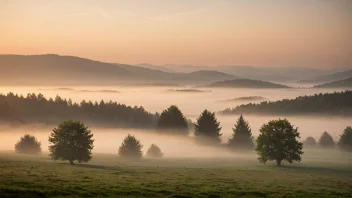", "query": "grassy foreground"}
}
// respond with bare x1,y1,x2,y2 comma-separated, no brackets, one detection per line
0,150,351,198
